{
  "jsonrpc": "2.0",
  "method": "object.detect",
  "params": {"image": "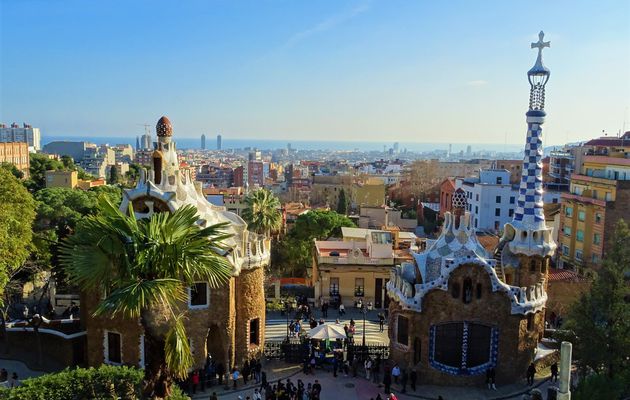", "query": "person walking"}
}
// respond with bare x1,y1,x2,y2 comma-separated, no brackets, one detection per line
217,363,225,386
401,368,408,393
232,368,241,390
410,368,417,391
383,368,392,394
550,362,558,382
339,303,345,316
191,370,200,394
312,379,322,400
378,312,385,332
486,367,496,390
364,357,372,380
526,363,536,386
372,355,381,384
391,364,401,384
